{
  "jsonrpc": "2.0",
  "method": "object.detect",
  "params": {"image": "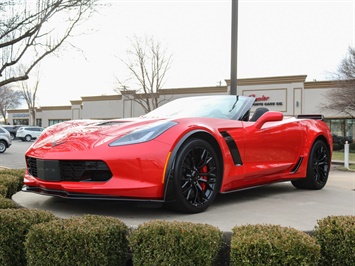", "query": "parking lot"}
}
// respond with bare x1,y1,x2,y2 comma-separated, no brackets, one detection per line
0,139,32,169
2,140,355,232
